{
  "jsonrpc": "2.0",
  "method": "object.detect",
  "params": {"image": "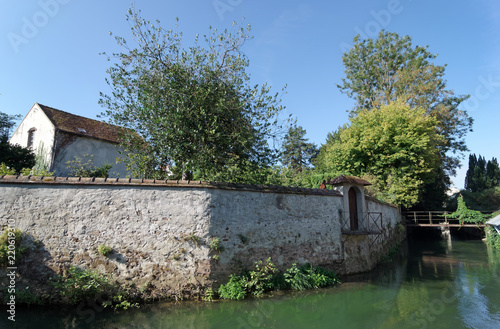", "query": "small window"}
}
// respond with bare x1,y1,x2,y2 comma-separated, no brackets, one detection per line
27,128,36,148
